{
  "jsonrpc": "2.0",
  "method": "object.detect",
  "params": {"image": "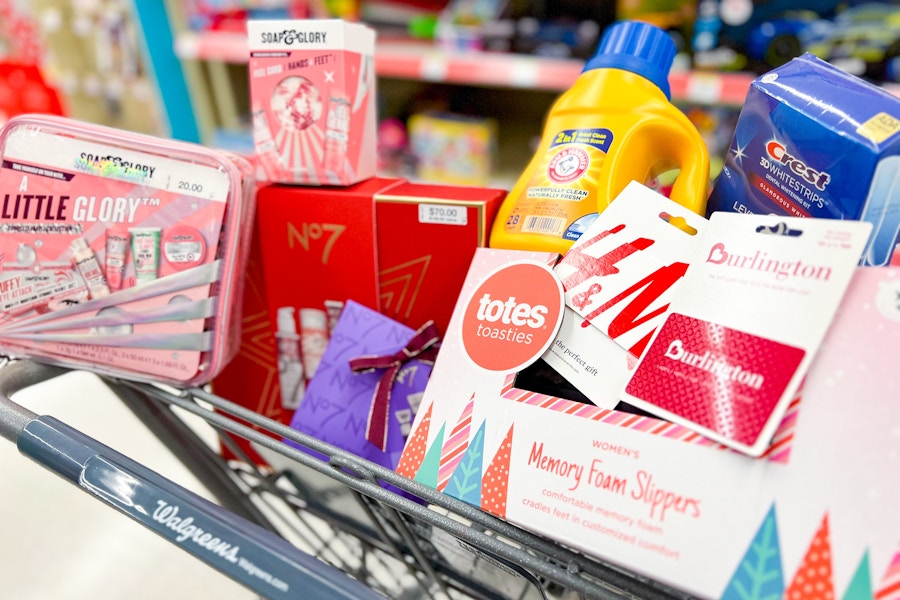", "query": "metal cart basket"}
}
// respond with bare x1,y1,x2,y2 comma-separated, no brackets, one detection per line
0,357,690,600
